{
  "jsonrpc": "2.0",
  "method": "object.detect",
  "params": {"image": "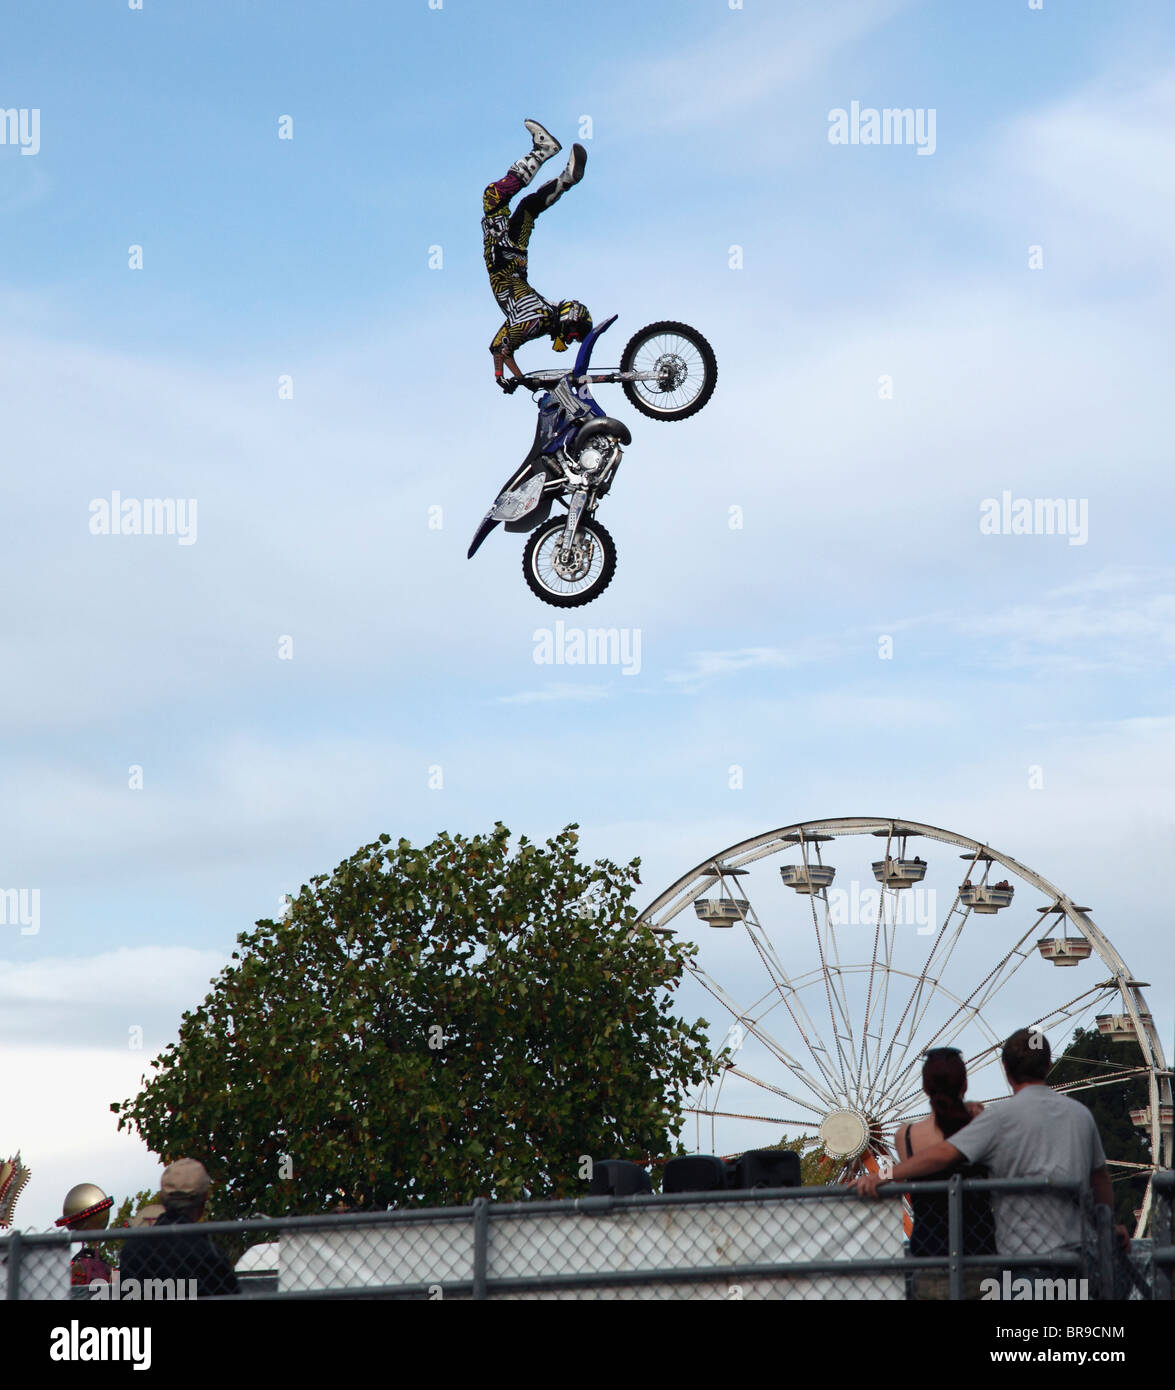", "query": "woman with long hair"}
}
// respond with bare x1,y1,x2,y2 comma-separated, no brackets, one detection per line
896,1047,995,1299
